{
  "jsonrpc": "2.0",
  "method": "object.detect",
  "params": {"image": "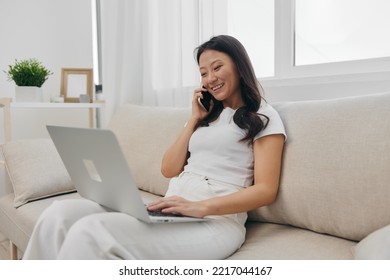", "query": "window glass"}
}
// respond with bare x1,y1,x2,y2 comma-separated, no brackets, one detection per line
227,0,274,77
295,0,390,65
